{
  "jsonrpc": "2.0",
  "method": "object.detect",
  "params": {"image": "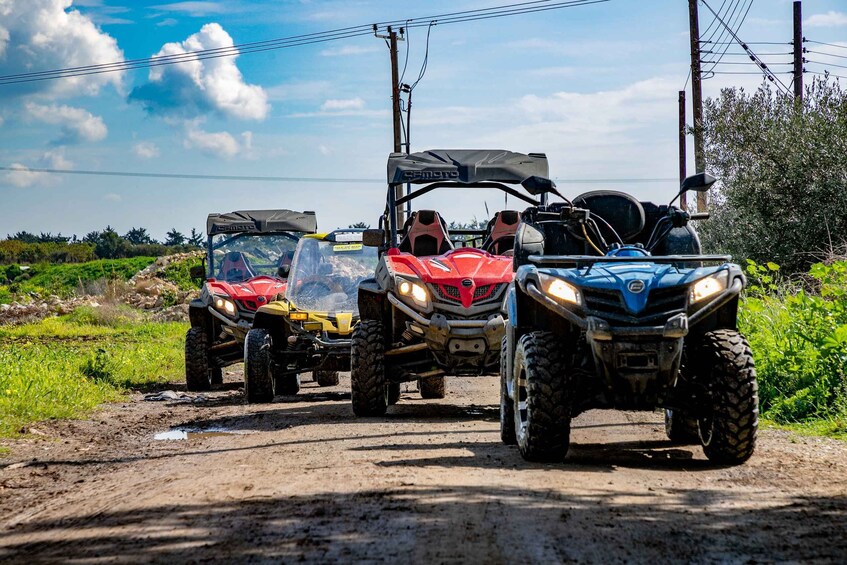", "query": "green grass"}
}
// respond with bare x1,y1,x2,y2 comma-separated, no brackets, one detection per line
160,254,203,291
0,307,187,438
2,257,156,301
761,418,847,441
